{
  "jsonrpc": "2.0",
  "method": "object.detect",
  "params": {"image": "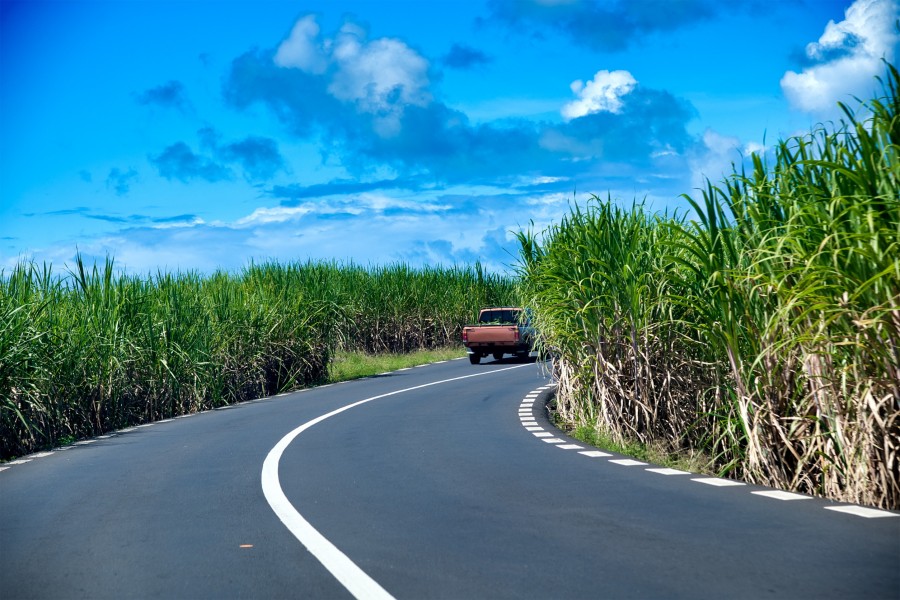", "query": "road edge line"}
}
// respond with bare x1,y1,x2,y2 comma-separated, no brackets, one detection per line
261,363,532,600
